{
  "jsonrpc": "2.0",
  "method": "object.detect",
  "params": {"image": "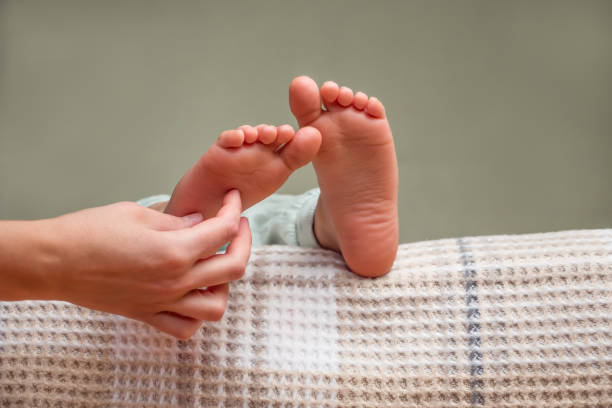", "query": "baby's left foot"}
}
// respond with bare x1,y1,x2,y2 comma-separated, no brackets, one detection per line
165,124,321,220
290,76,398,277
